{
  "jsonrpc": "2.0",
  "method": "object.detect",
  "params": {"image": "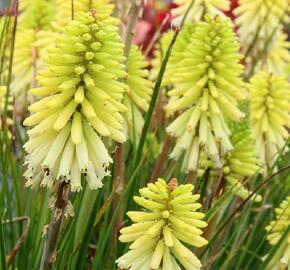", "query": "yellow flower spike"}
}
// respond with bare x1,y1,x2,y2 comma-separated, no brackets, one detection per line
265,197,290,270
24,11,126,191
117,178,207,270
234,0,289,74
171,0,230,26
255,31,290,76
222,119,262,202
12,0,56,97
249,71,290,175
166,15,246,172
123,45,153,141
